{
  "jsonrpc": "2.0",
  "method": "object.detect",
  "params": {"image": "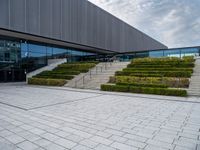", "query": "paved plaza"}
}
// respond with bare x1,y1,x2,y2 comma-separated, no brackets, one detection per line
0,84,200,150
